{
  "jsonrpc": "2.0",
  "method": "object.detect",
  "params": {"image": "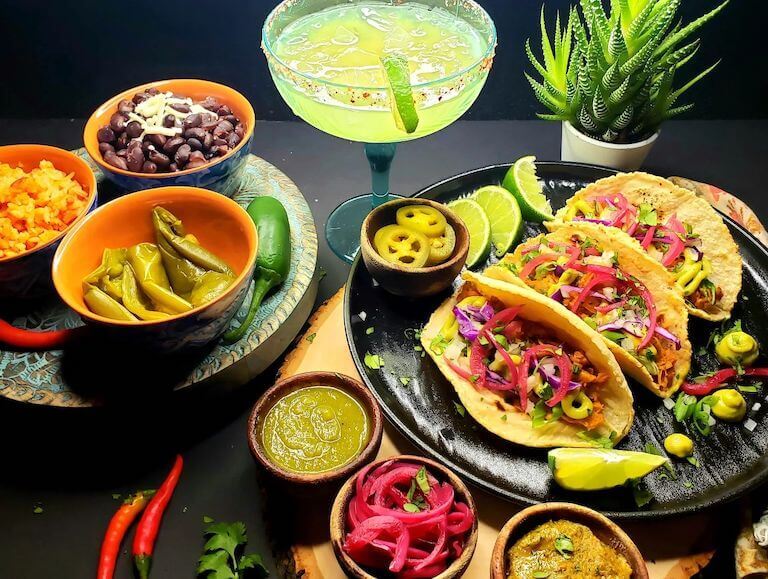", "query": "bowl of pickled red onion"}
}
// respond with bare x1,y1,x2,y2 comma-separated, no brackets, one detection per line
330,455,478,578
